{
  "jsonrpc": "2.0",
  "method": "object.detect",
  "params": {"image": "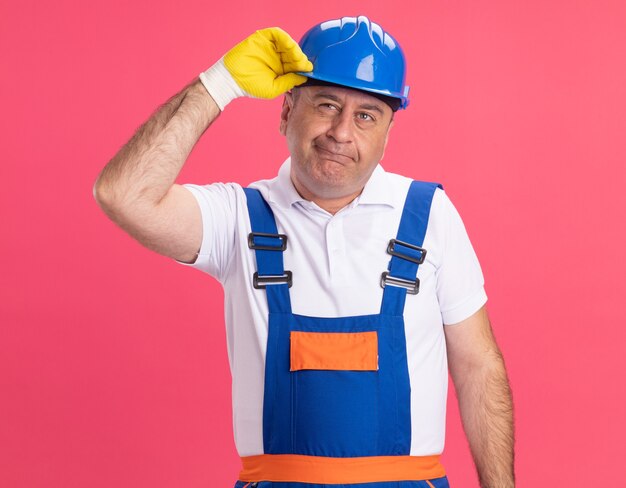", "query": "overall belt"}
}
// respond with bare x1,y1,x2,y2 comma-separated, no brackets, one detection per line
239,454,445,483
